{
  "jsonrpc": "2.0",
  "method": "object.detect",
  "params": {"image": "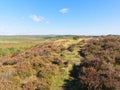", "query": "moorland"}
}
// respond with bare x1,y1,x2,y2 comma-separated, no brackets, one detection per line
0,35,120,90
